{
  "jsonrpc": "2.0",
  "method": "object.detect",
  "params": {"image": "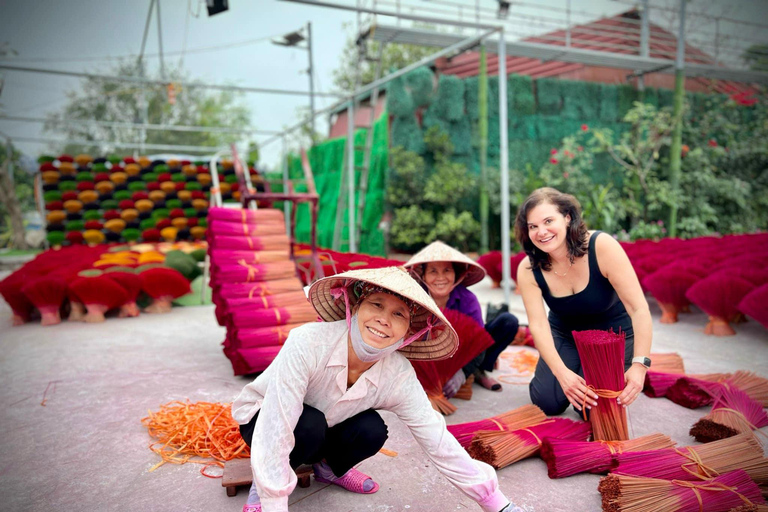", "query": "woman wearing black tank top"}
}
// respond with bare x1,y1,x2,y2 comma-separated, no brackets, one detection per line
514,188,652,416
